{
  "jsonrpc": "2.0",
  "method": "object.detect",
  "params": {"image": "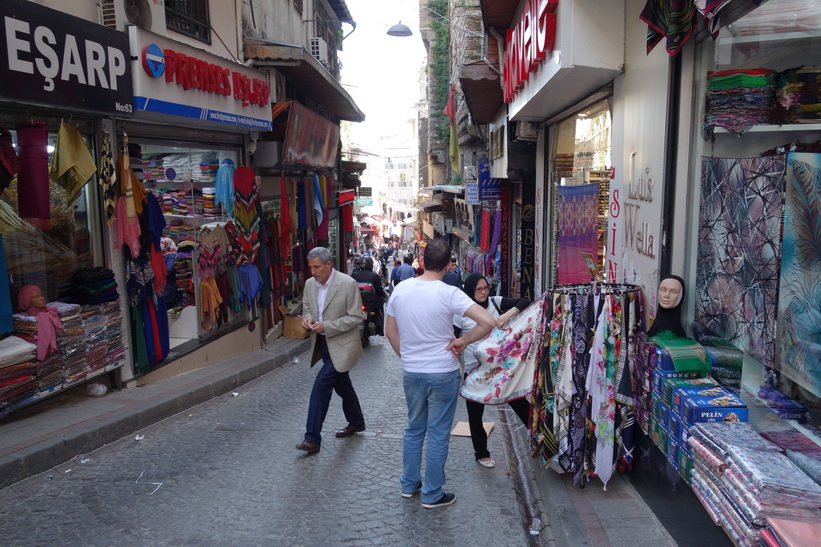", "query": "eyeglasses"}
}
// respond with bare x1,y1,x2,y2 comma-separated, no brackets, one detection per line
475,286,490,293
